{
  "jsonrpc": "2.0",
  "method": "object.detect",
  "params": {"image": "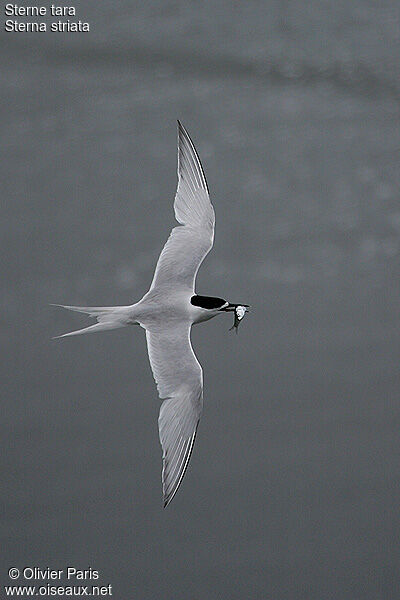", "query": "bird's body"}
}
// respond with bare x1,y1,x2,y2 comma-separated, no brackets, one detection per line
53,122,249,506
